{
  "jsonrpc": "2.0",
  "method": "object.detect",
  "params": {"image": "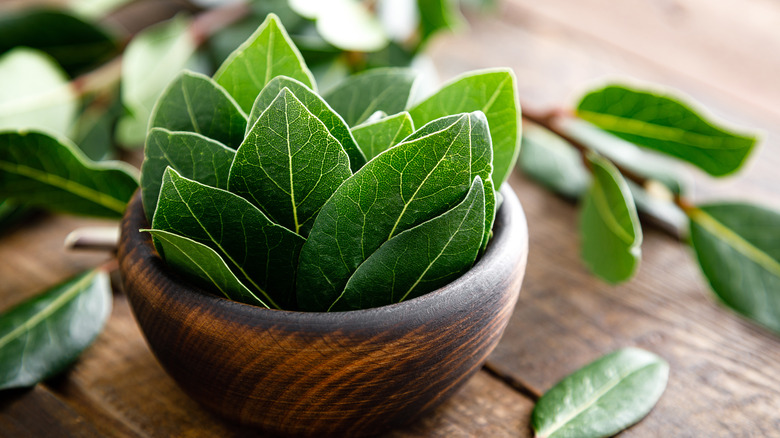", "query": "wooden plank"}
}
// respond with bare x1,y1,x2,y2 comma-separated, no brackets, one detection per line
0,386,102,438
